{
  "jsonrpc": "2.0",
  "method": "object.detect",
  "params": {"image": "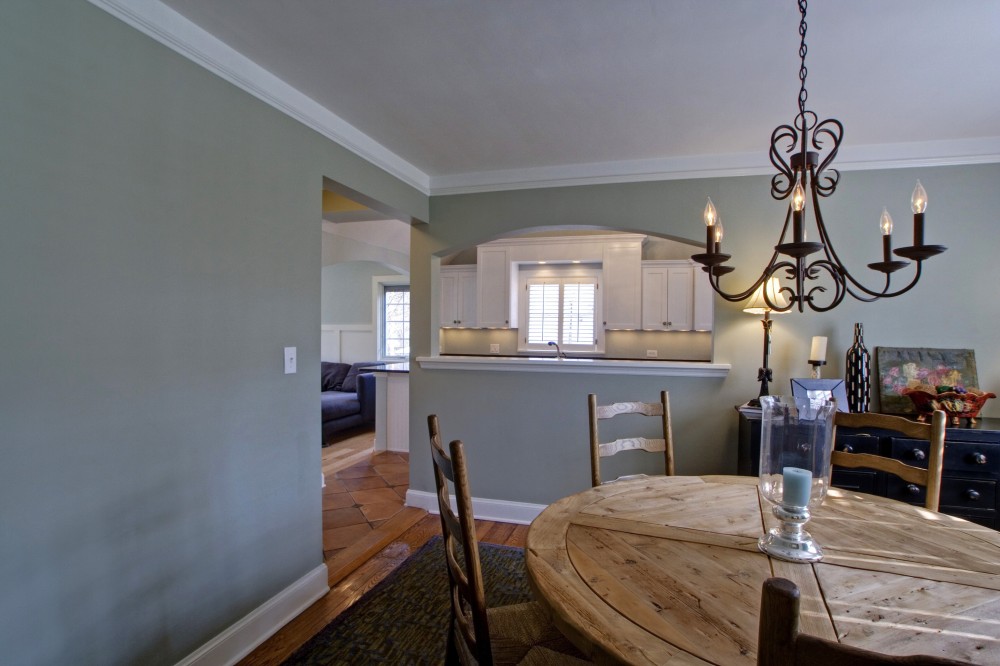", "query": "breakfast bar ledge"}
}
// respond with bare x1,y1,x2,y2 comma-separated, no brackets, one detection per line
415,355,730,377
